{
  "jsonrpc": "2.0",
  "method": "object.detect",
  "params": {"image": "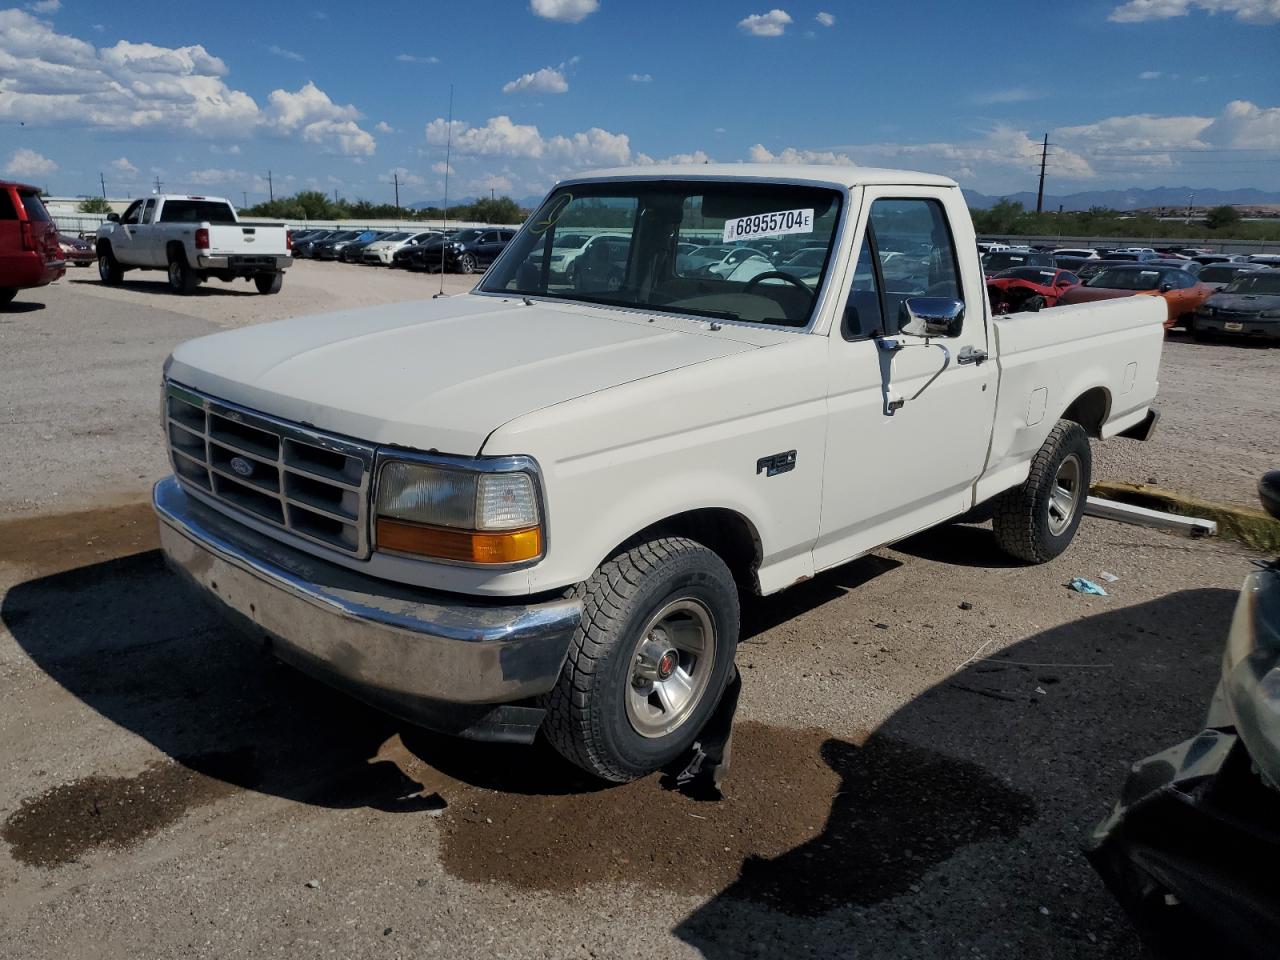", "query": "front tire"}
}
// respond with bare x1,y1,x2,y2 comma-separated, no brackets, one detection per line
98,249,123,285
0,288,16,306
1022,294,1046,312
456,252,477,274
992,419,1091,564
541,537,740,782
167,255,199,295
254,272,283,295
